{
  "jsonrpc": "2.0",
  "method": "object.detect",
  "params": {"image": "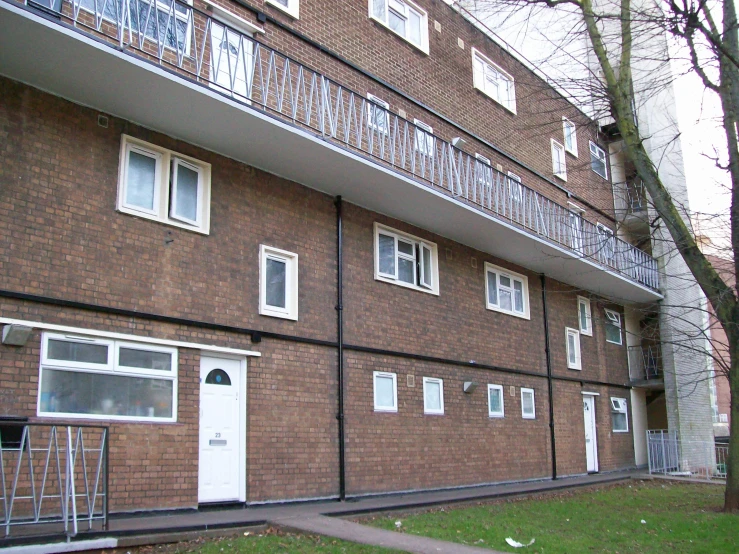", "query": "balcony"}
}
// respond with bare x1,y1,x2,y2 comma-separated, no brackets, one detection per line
617,179,650,235
628,344,663,388
0,0,661,302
